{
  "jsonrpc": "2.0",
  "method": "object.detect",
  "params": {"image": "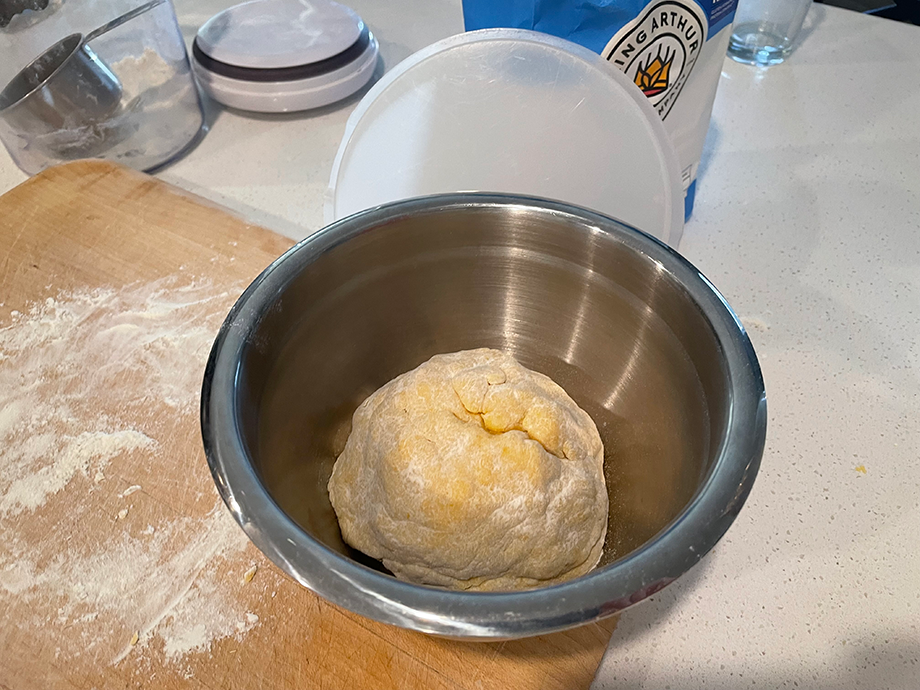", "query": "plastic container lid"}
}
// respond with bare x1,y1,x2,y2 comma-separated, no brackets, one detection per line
326,29,683,245
192,0,378,113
